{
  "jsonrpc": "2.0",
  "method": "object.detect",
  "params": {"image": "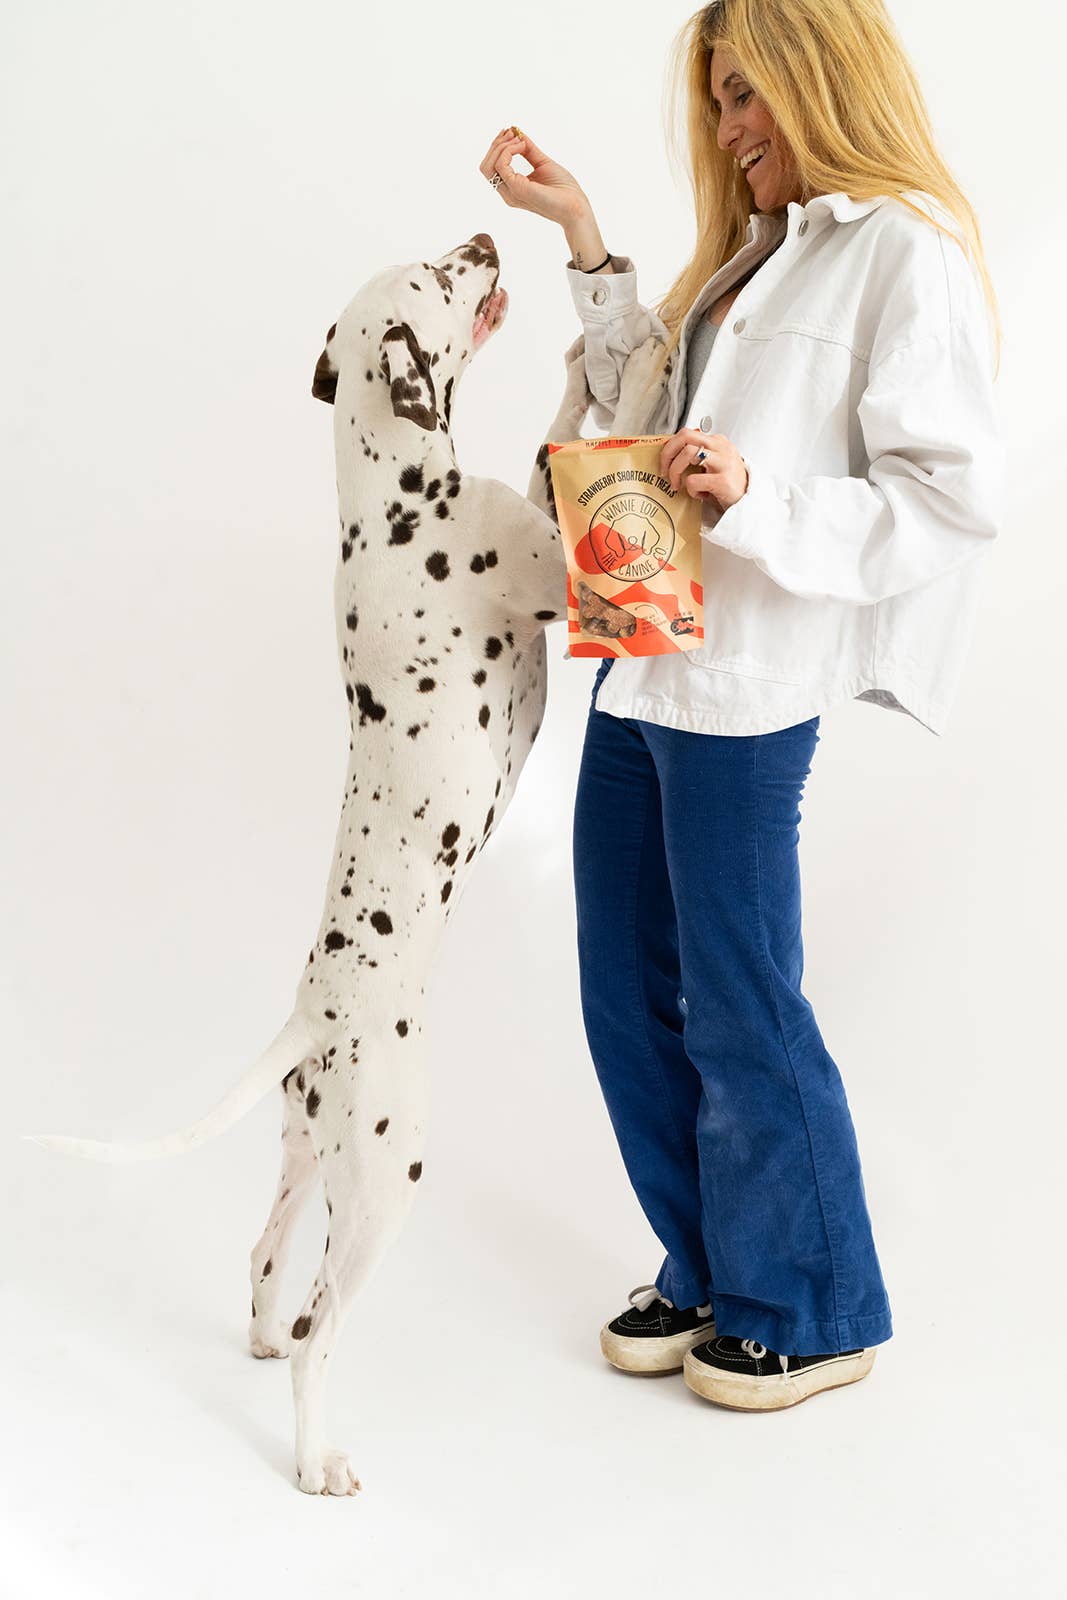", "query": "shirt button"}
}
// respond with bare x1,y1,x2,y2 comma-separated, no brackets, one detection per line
798,219,809,235
591,286,607,306
733,317,746,334
700,414,713,432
